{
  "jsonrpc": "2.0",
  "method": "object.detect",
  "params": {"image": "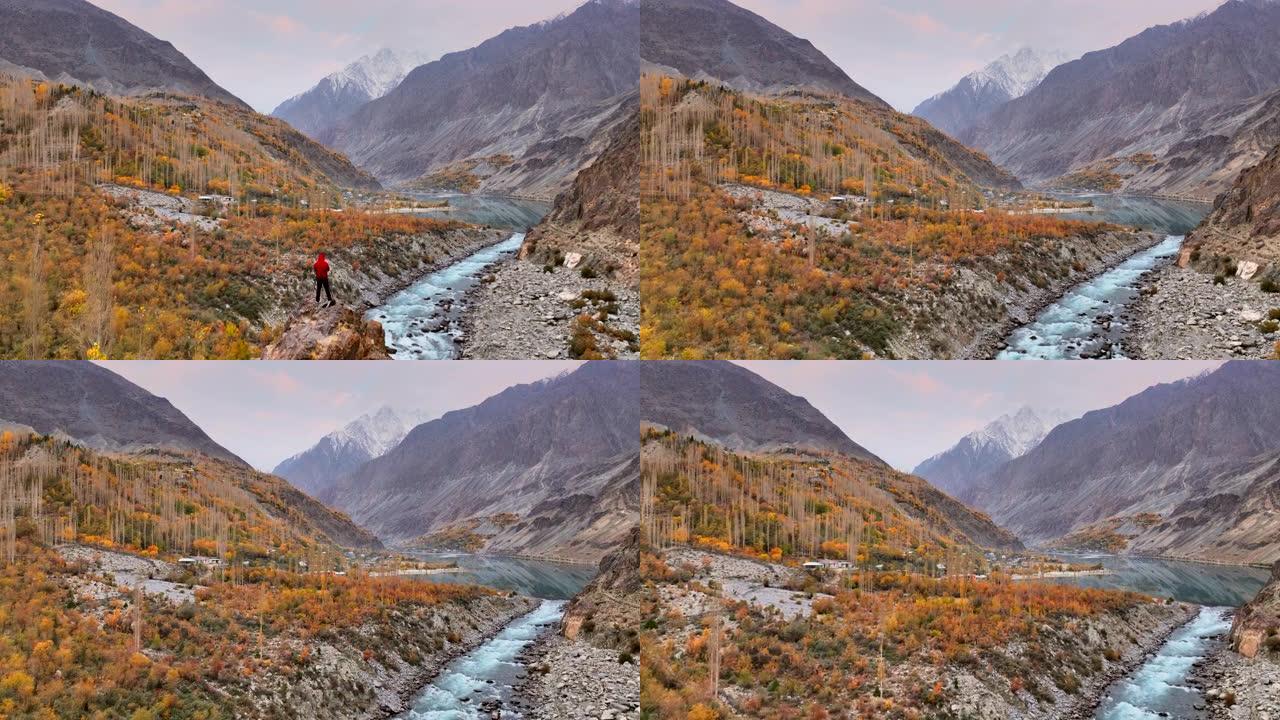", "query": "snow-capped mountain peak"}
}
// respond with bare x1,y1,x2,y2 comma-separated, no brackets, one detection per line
271,406,428,497
963,47,1073,100
271,47,433,138
912,406,1072,498
321,406,427,459
961,405,1071,459
912,47,1072,137
324,48,433,99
